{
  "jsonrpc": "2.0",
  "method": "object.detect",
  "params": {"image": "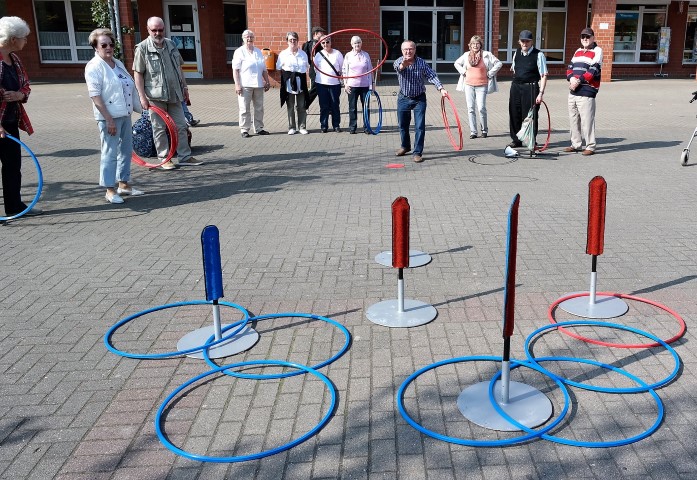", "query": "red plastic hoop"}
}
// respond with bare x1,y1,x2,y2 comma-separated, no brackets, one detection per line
131,105,179,169
310,28,388,80
441,93,463,151
533,100,551,153
548,291,686,348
